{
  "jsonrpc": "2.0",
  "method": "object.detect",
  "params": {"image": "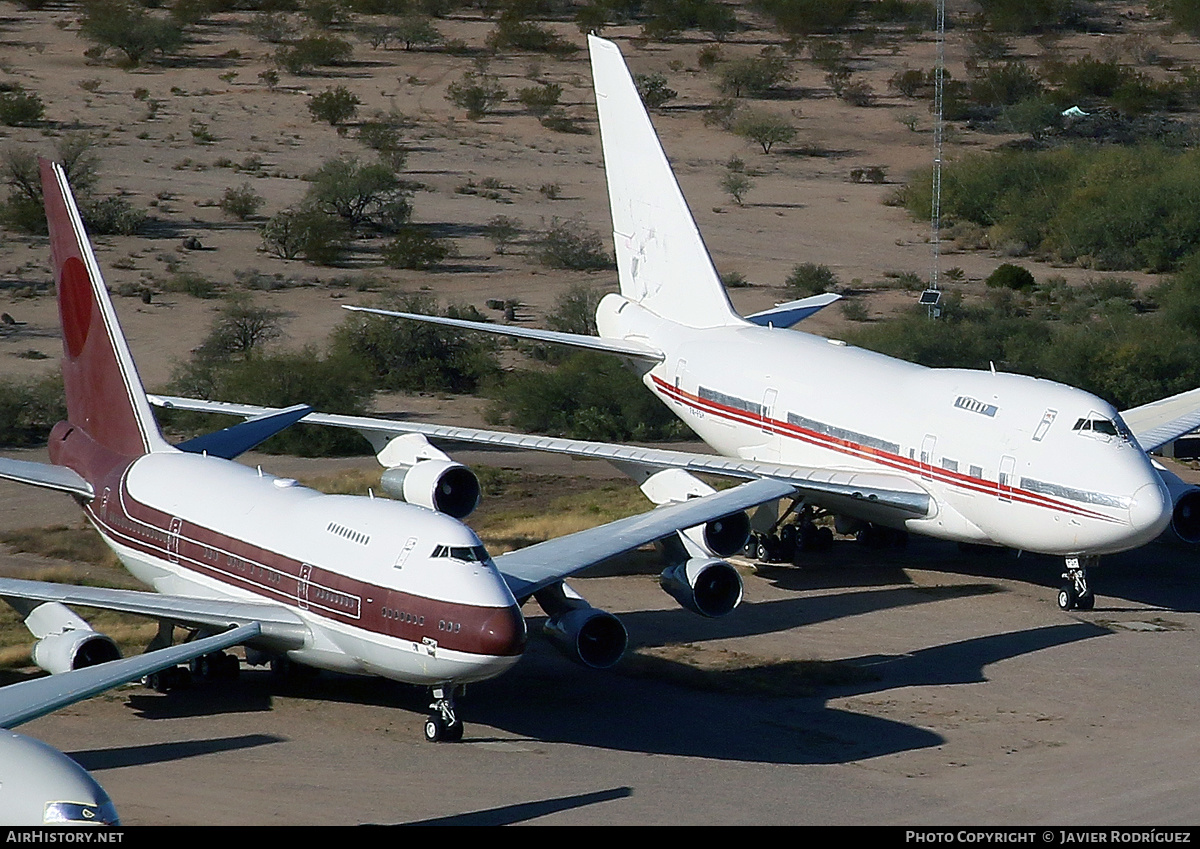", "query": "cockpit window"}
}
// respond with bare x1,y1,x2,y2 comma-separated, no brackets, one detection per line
431,544,490,563
1072,414,1133,443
